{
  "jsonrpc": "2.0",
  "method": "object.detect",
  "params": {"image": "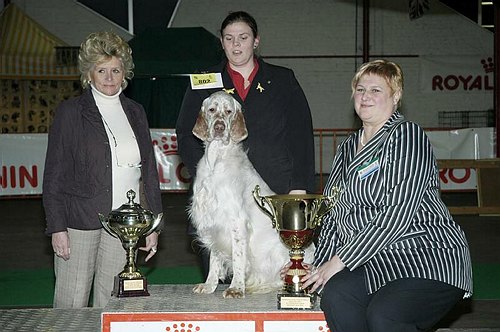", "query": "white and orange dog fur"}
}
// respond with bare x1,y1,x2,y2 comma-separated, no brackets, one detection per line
190,91,314,298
